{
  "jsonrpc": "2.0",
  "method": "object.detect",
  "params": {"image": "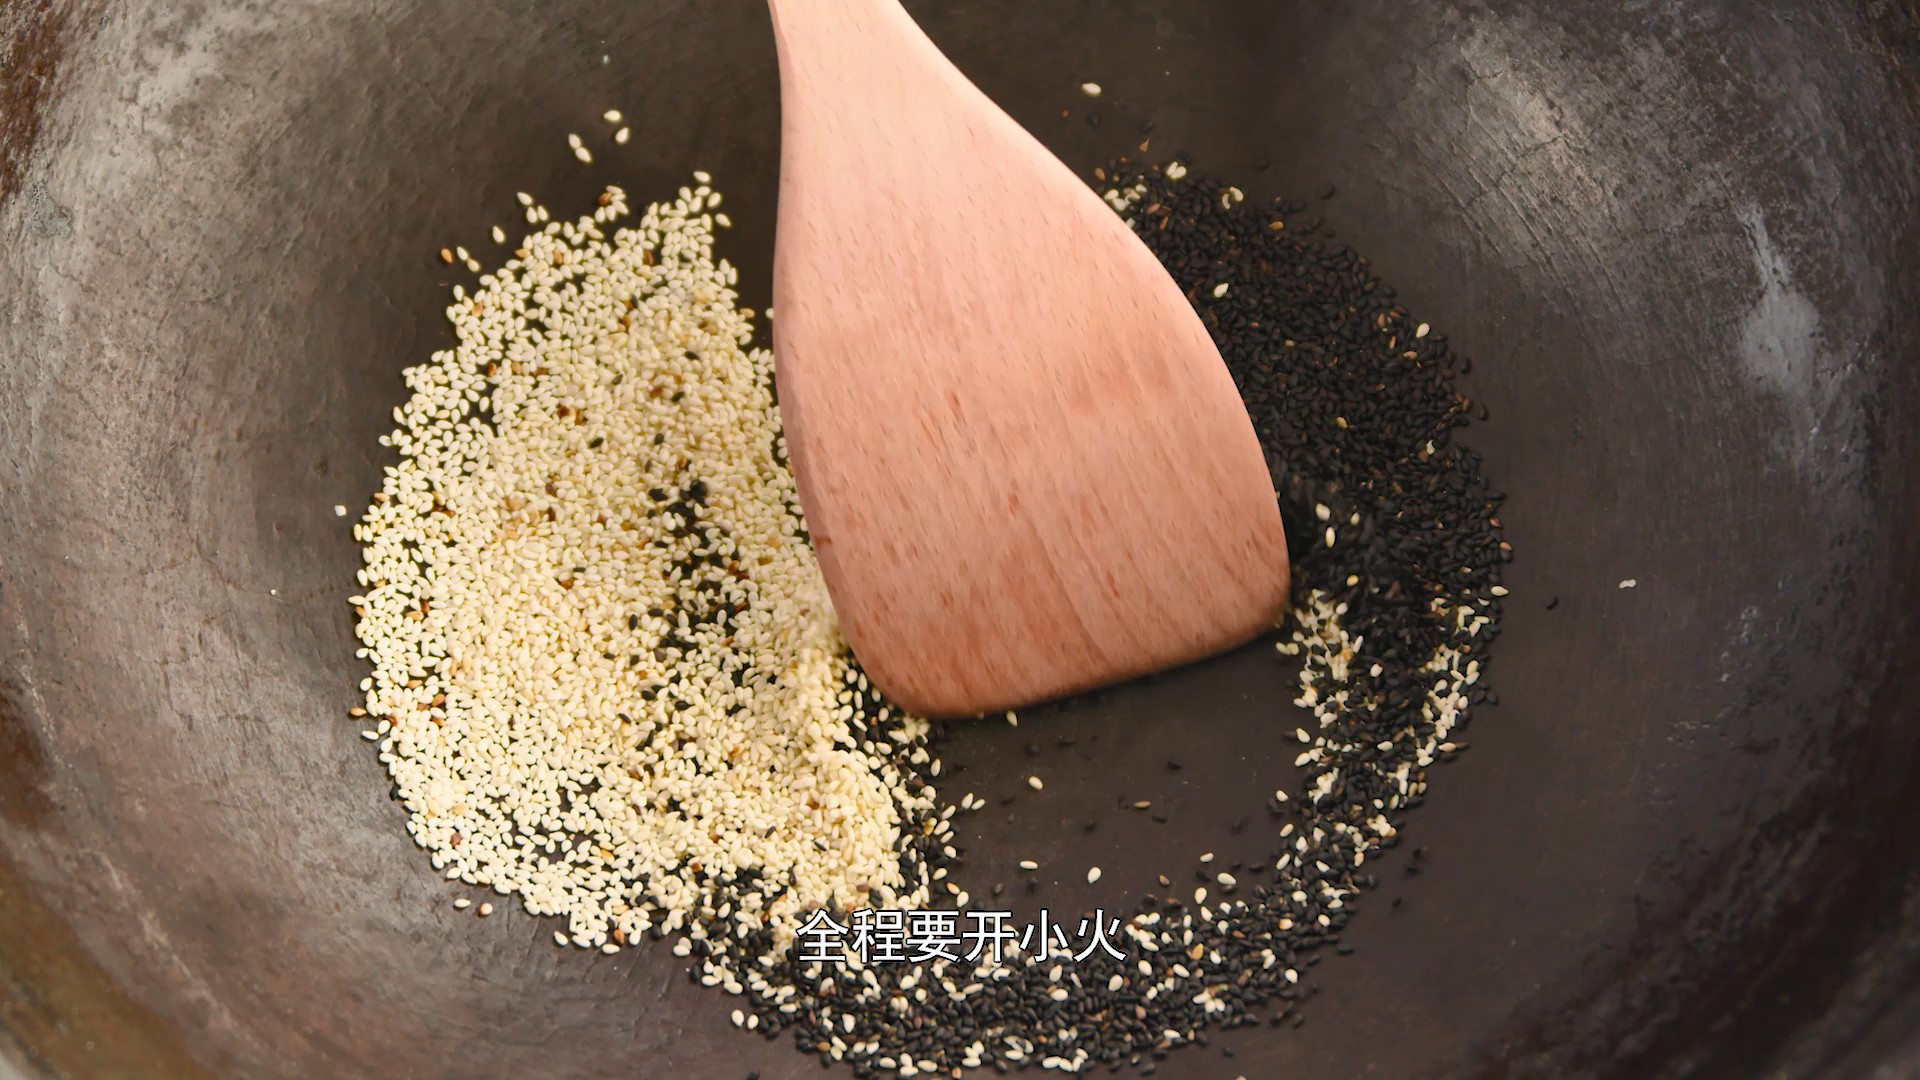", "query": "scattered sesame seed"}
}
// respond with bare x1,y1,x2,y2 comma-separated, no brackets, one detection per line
603,109,623,124
1086,866,1102,884
1080,81,1102,97
614,126,630,145
334,504,348,517
346,148,1507,1079
1027,775,1044,791
1018,860,1039,871
453,897,470,909
1620,578,1638,589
